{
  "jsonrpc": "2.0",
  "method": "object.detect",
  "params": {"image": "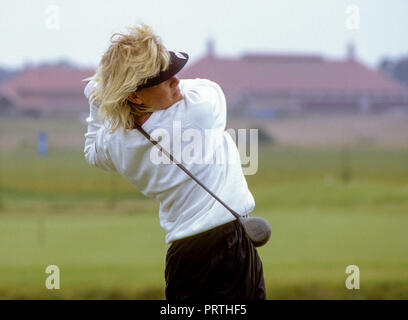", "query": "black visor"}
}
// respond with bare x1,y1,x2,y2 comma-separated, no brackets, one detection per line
137,51,189,90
